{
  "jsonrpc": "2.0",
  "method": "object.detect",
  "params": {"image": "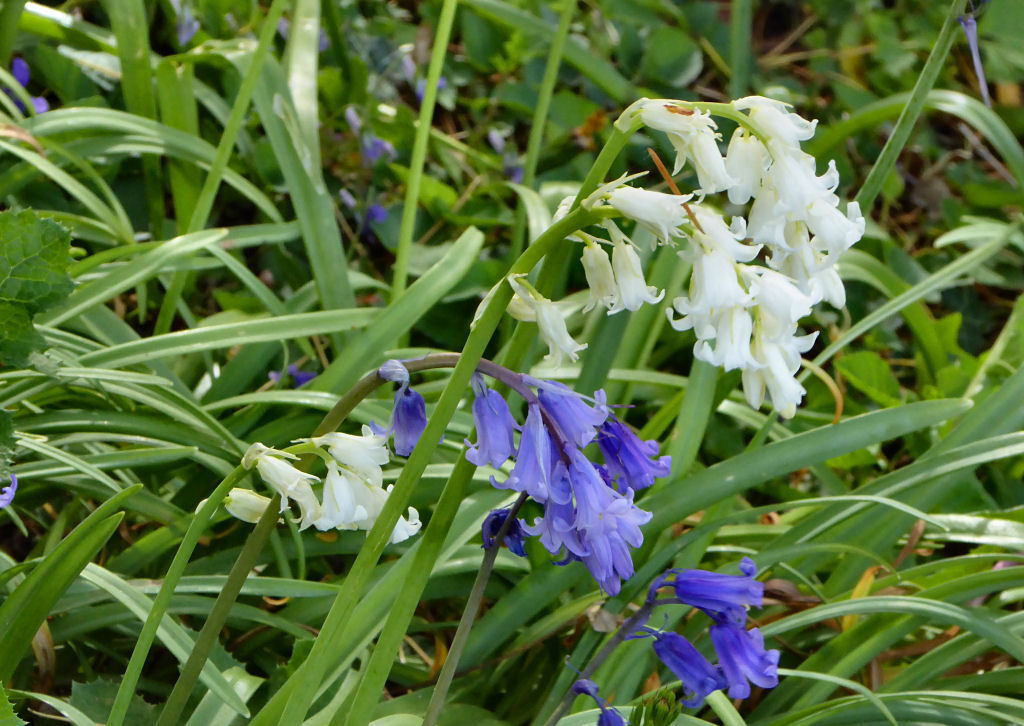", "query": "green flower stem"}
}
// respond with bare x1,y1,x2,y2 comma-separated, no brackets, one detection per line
540,601,656,726
706,690,749,726
391,0,458,299
729,0,754,99
508,0,576,260
422,492,530,726
261,207,610,726
336,458,491,726
0,0,26,68
855,0,968,211
155,493,282,726
107,465,248,726
187,0,289,233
